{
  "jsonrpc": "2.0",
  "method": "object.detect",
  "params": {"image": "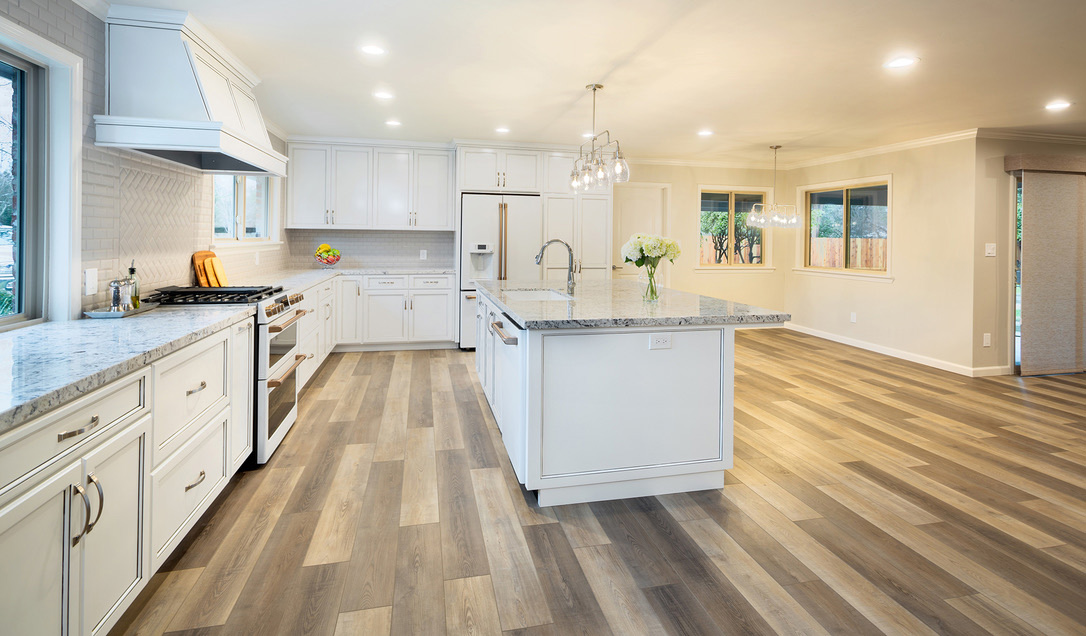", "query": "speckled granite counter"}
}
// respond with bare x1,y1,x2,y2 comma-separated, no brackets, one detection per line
476,279,790,329
0,305,255,435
